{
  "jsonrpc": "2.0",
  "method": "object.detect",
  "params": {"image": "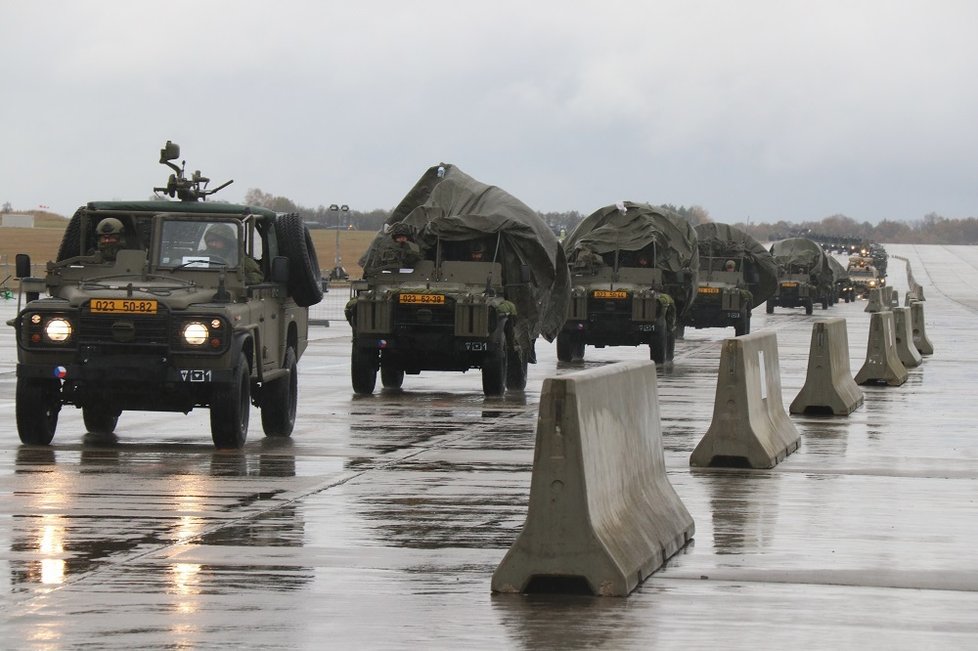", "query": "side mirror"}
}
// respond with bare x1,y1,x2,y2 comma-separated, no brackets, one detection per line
270,256,290,284
15,253,32,279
